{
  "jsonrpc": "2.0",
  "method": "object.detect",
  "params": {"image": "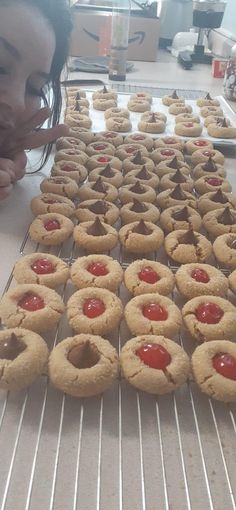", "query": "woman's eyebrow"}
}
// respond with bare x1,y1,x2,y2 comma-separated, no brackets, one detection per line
0,36,20,60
